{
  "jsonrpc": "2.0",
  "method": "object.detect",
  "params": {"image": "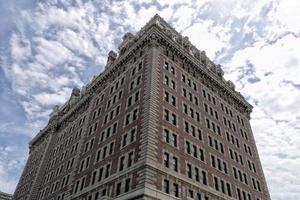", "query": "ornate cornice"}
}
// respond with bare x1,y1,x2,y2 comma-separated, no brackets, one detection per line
29,14,253,147
141,15,253,117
